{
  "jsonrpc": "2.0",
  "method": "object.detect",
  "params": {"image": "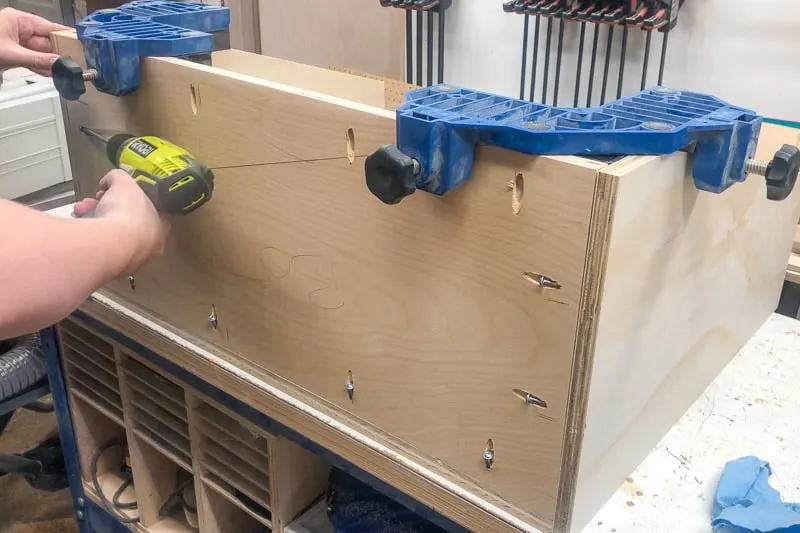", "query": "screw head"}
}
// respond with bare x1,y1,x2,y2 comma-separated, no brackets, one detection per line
365,145,418,205
76,510,84,520
51,56,87,101
76,496,85,507
765,144,800,201
208,305,218,329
